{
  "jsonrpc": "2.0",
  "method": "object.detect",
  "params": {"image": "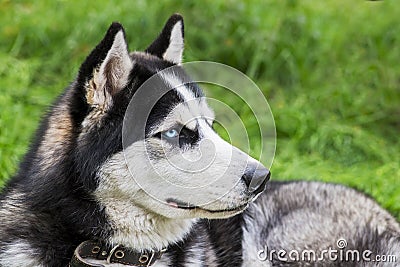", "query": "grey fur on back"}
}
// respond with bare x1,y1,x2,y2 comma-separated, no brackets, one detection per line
242,181,400,266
